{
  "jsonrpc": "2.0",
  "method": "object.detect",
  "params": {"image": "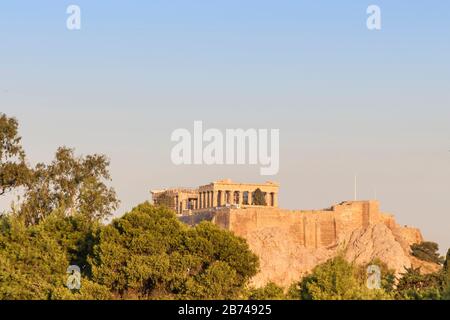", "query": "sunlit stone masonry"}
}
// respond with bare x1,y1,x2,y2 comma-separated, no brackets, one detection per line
151,179,280,215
